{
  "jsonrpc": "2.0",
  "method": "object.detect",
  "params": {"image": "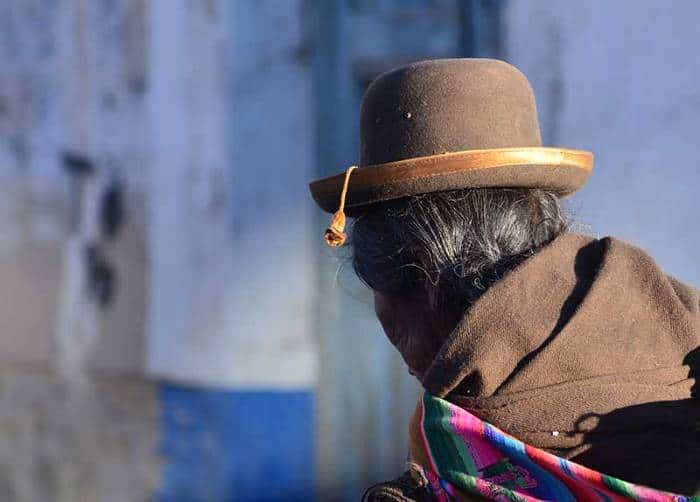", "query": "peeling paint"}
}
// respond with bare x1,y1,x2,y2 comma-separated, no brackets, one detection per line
0,0,157,498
